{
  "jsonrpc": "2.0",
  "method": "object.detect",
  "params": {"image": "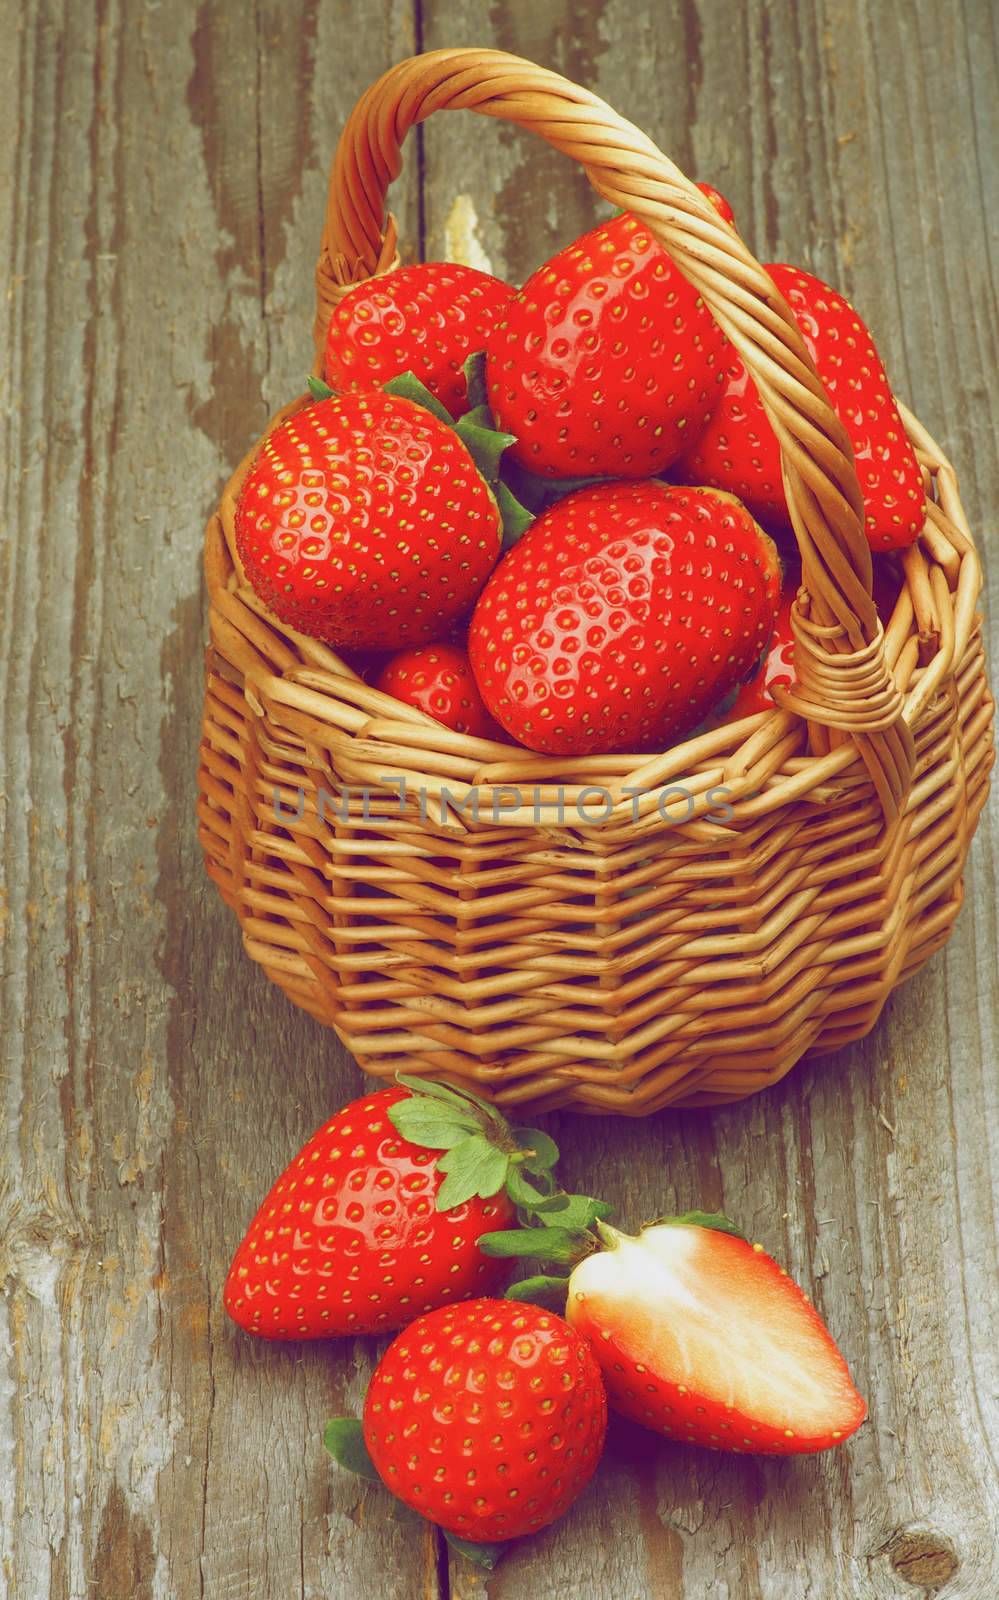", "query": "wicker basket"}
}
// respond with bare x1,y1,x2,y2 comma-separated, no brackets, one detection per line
197,49,993,1115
